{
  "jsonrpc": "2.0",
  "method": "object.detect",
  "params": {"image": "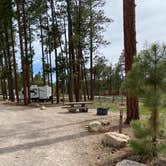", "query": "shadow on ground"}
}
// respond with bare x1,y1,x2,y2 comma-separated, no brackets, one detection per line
0,131,99,155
